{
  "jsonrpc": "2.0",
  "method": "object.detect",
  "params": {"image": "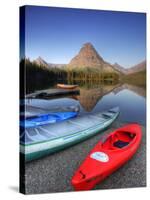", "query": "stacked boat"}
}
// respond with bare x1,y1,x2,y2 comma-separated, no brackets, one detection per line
20,103,119,162
20,86,142,190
